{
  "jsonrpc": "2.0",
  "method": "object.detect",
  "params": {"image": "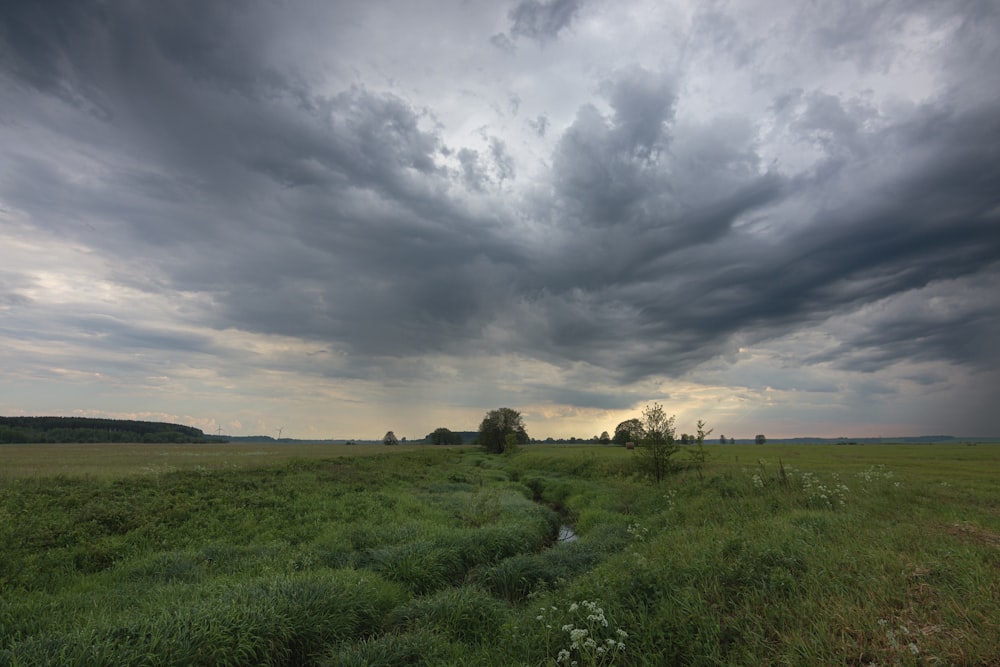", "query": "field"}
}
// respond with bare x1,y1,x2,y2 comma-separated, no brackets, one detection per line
1,442,998,665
